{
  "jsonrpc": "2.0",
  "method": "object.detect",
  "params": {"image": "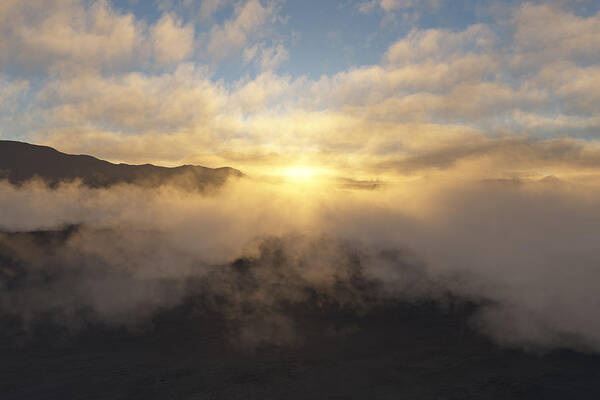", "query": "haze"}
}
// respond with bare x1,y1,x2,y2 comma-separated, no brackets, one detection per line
1,1,600,398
